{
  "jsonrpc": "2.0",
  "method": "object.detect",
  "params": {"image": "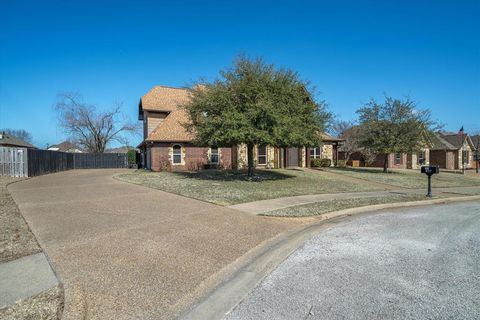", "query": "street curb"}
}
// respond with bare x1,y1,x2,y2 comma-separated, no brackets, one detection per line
180,195,480,320
314,194,480,221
